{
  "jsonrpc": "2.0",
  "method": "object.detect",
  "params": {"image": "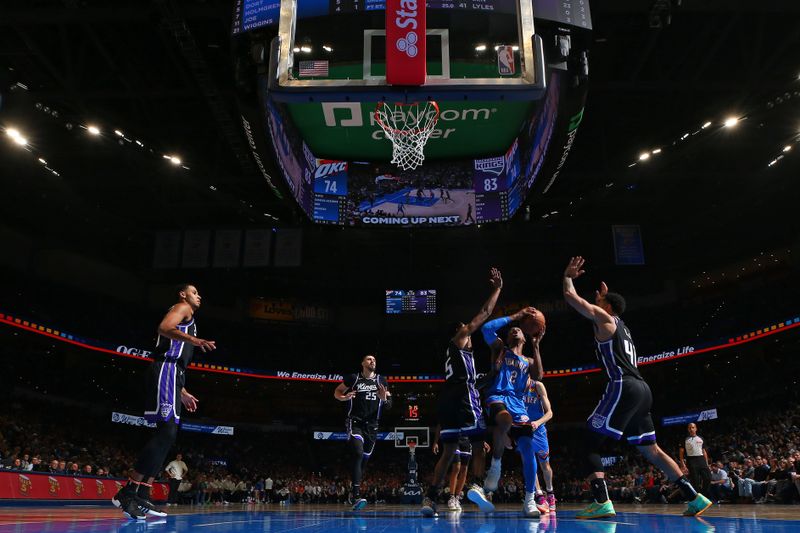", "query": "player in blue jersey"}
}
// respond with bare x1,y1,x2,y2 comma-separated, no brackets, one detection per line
515,378,554,516
467,306,543,511
112,284,216,520
421,268,503,517
563,256,712,519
